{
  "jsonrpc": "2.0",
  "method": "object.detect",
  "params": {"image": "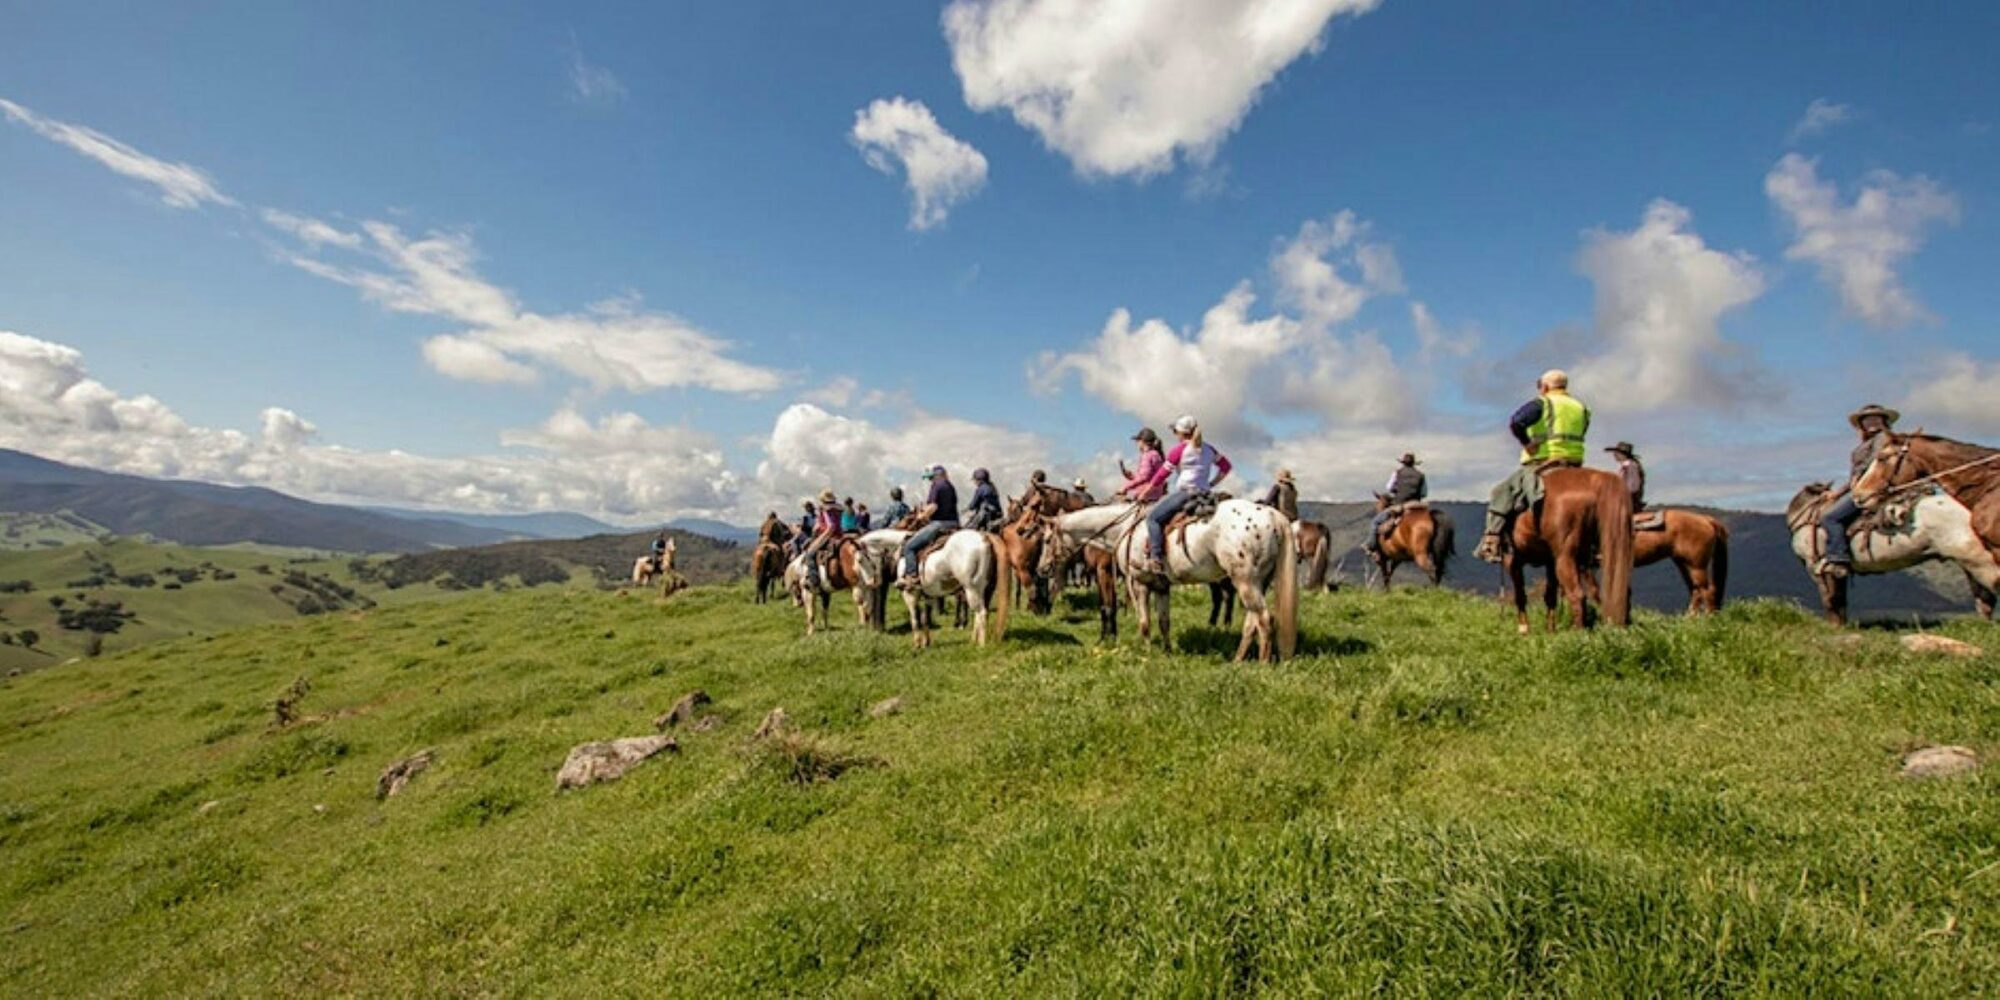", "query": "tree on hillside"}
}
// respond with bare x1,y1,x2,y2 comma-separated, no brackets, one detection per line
17,630,38,650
